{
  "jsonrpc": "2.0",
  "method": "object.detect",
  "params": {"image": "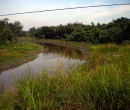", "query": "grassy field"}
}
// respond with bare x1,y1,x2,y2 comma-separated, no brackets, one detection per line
0,38,130,110
0,41,43,72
